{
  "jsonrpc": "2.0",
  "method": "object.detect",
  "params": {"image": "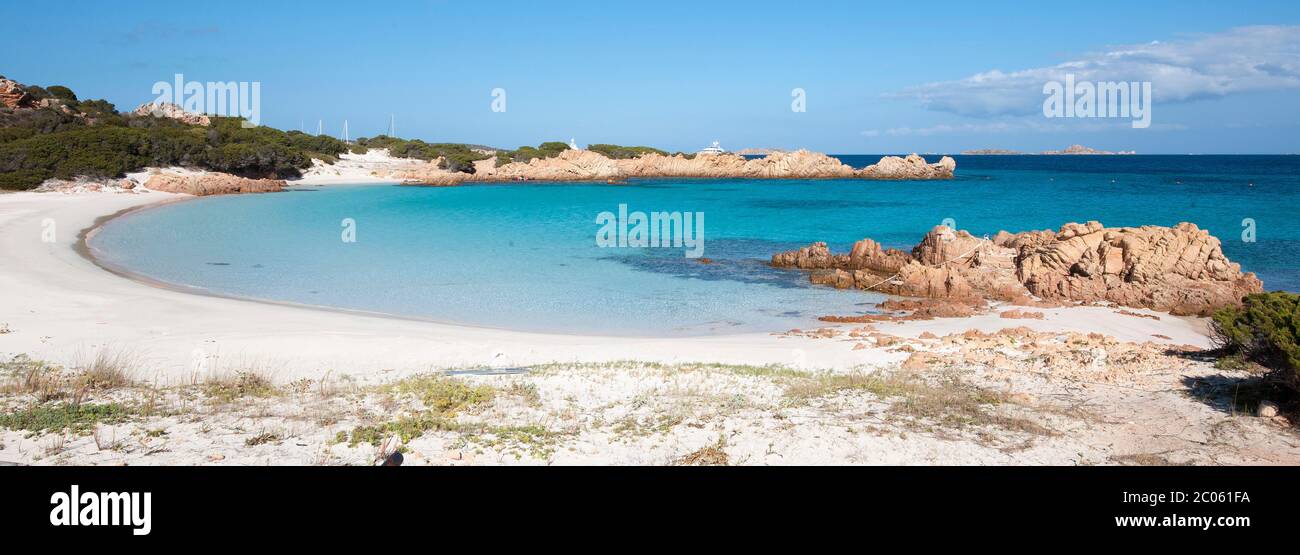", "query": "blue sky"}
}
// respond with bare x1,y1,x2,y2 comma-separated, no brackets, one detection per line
3,0,1299,153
